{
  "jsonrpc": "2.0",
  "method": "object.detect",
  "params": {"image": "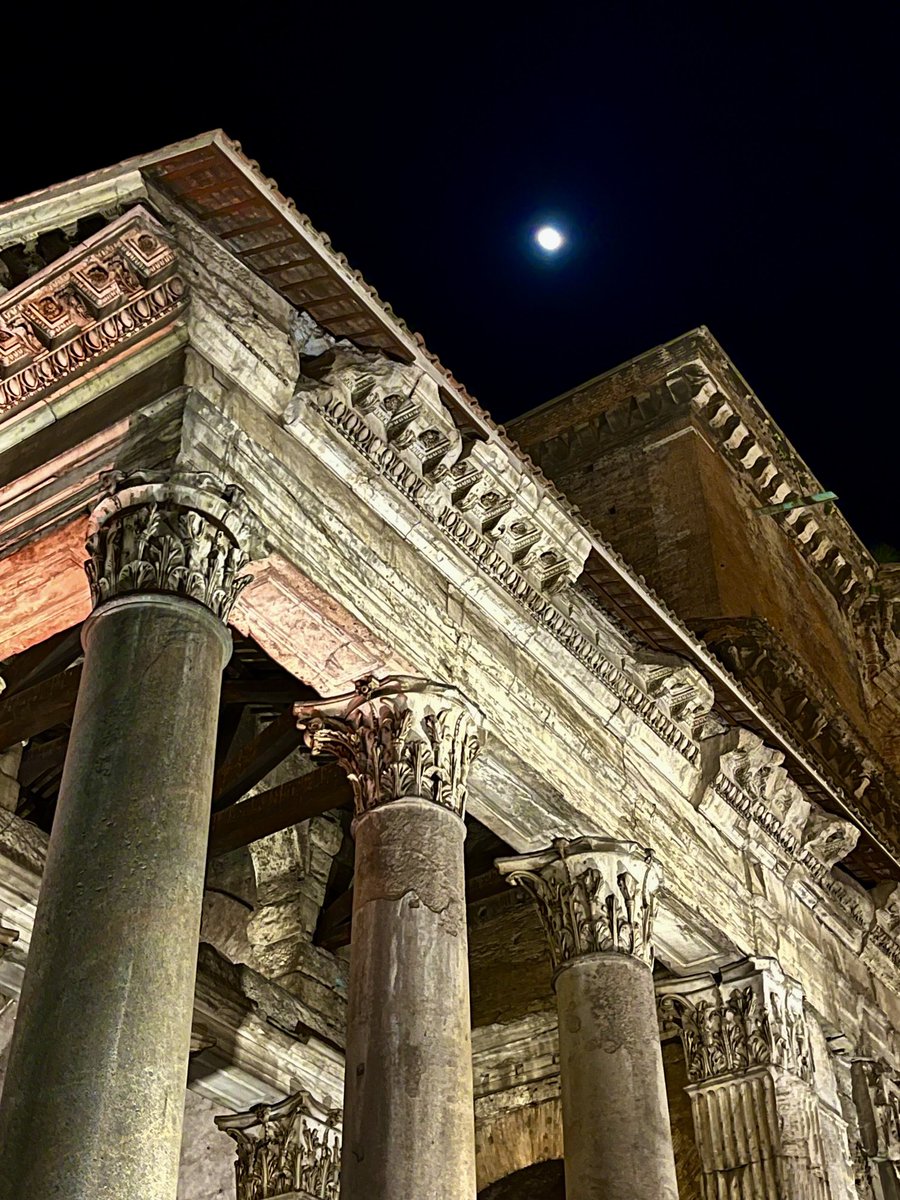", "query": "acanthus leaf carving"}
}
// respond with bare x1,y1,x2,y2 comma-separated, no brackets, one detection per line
496,837,661,971
657,958,813,1085
215,1088,342,1200
295,675,483,819
85,470,253,622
